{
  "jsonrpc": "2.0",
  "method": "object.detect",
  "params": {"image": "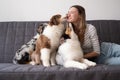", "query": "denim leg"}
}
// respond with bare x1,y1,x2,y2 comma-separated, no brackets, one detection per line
97,42,120,64
96,42,113,64
104,57,120,65
111,43,120,57
105,43,120,65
